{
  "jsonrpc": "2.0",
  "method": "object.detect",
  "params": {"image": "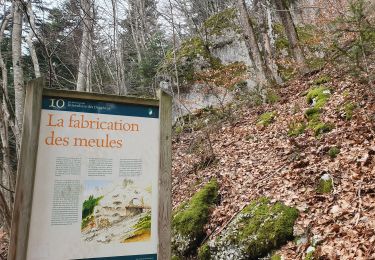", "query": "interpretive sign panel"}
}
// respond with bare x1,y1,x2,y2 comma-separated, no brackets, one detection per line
9,79,172,260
